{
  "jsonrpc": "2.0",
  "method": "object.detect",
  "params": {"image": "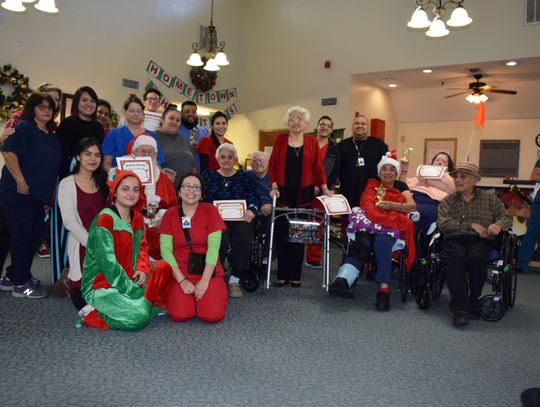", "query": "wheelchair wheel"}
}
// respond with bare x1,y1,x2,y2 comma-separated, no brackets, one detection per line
240,270,259,293
502,267,518,309
399,269,408,303
478,294,507,322
431,264,445,300
415,285,432,310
